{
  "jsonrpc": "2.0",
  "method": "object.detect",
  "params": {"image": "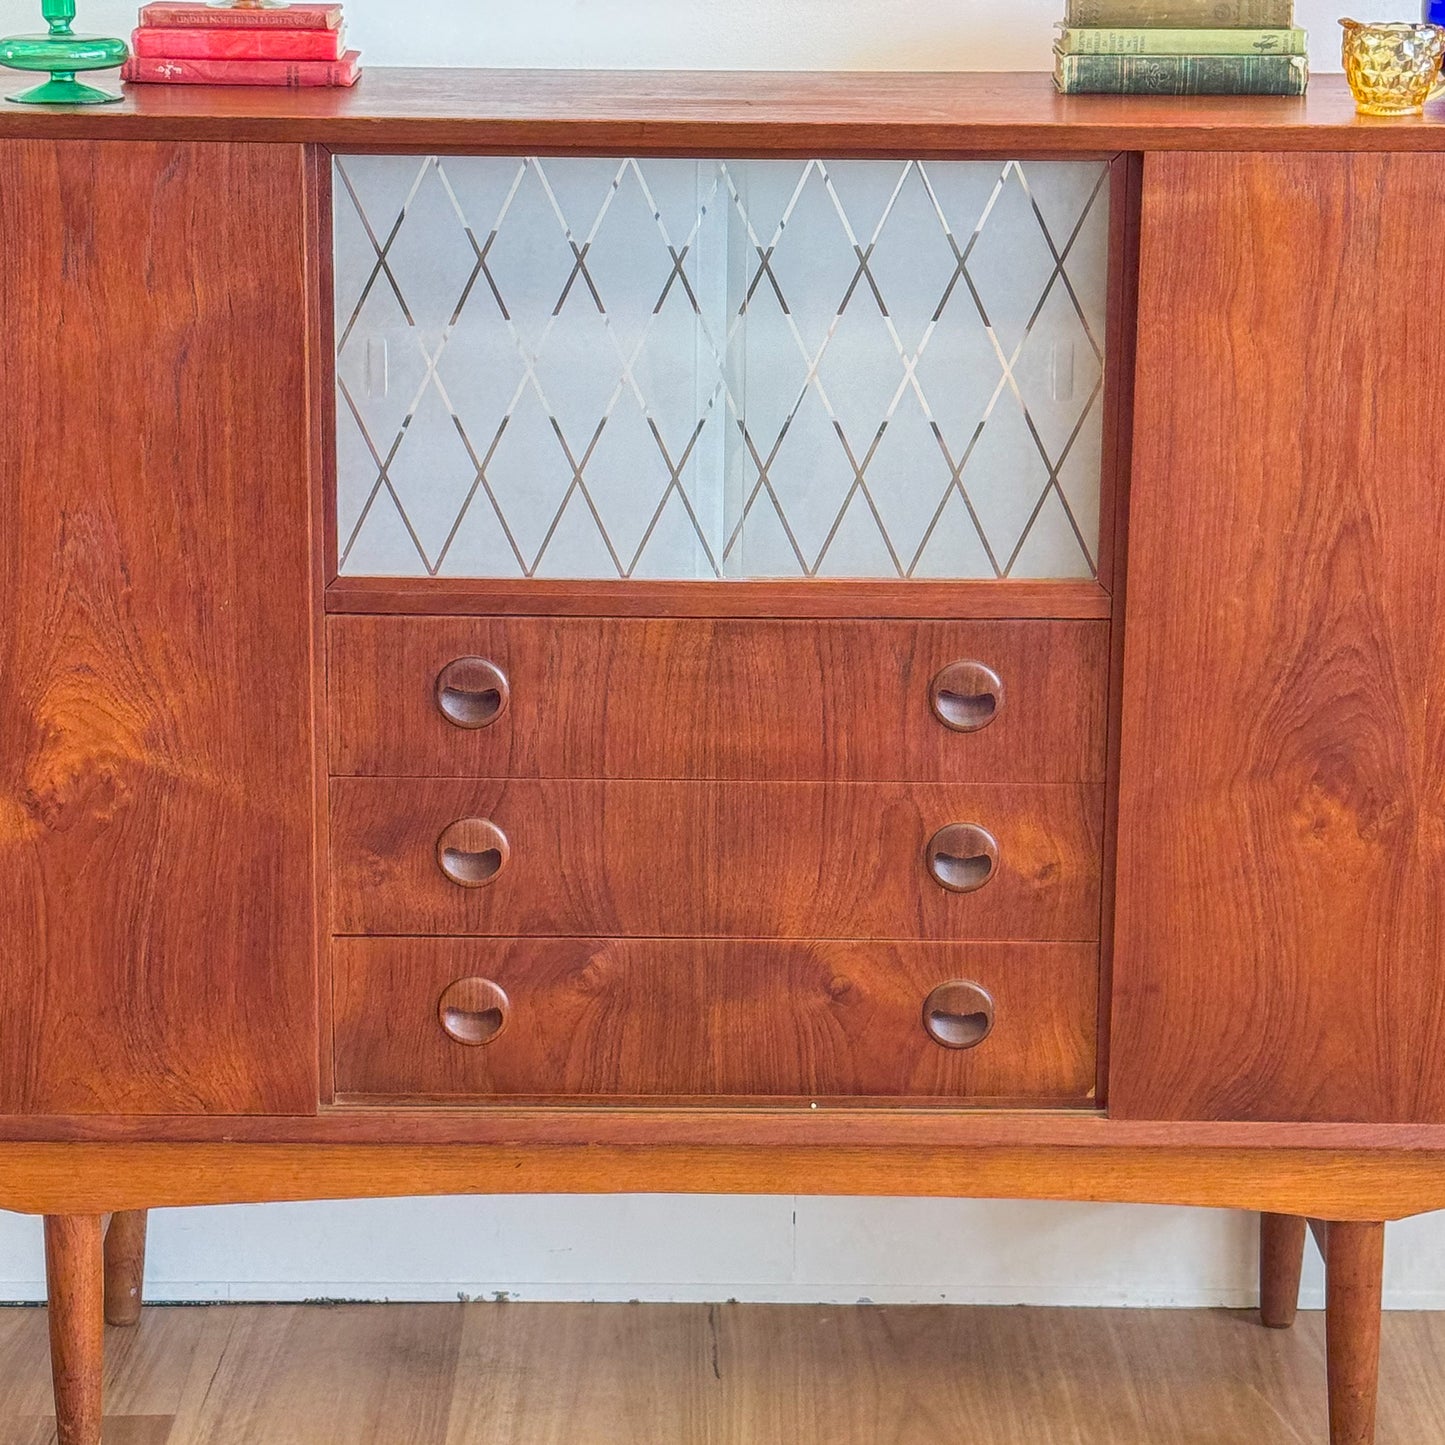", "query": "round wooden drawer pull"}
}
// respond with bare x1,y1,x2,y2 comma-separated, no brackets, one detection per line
922,980,995,1050
926,823,999,893
435,657,510,729
436,817,510,887
438,977,510,1046
930,660,1003,732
